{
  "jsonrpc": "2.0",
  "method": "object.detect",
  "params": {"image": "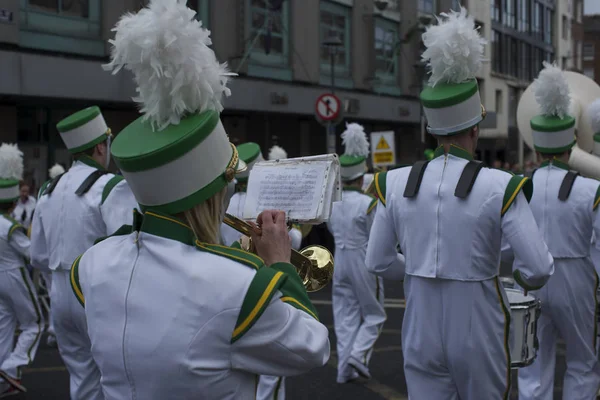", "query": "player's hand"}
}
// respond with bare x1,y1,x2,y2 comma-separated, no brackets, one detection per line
251,210,291,266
